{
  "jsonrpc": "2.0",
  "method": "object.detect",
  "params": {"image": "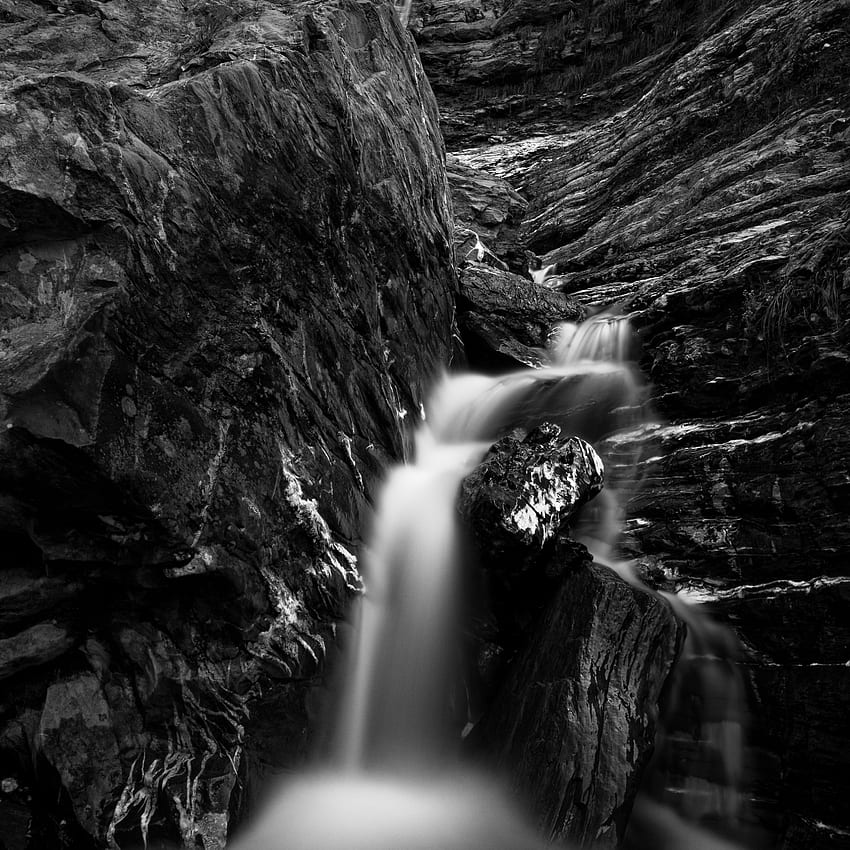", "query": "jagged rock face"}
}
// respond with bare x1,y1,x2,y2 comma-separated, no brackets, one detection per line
459,424,602,648
621,411,850,587
0,1,456,847
459,424,603,571
458,426,681,848
700,576,850,845
448,154,529,273
473,563,681,849
426,0,850,844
